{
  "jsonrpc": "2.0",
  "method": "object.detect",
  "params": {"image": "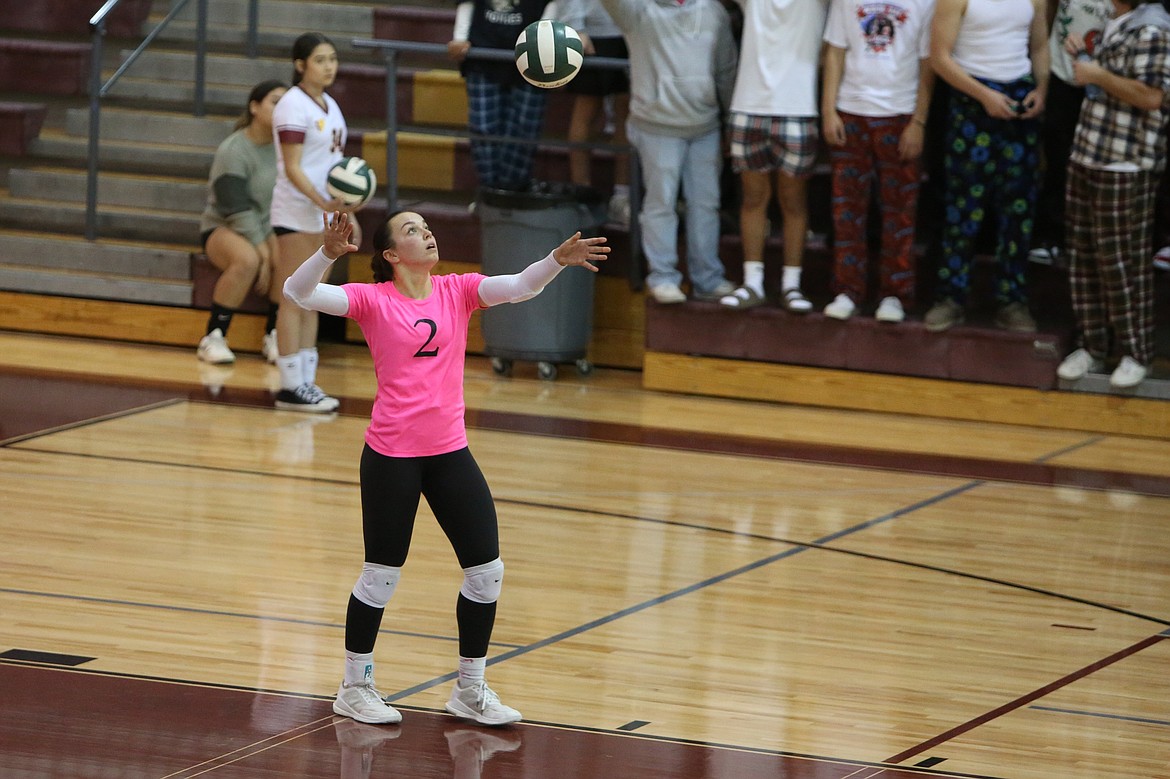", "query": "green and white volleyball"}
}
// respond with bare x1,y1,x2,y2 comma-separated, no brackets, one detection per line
514,20,584,89
326,156,376,208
